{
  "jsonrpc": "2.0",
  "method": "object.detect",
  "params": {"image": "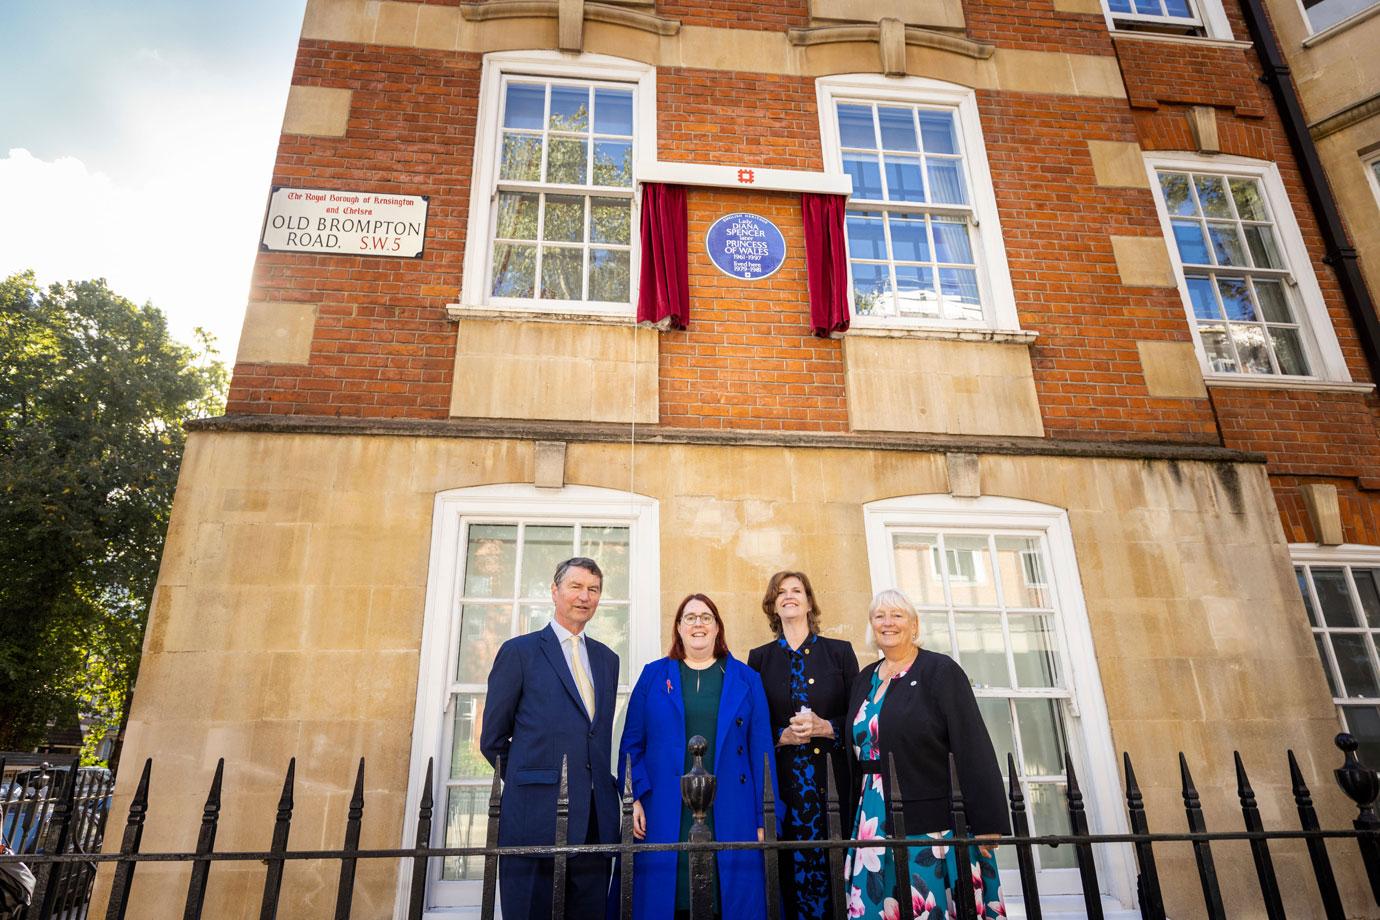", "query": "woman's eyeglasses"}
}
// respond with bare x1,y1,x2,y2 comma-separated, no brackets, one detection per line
681,613,716,626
